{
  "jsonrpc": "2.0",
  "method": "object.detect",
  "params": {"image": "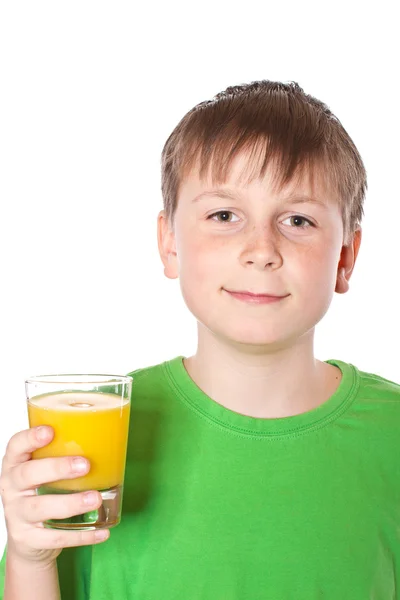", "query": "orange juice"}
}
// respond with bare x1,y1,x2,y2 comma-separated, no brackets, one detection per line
27,391,130,491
